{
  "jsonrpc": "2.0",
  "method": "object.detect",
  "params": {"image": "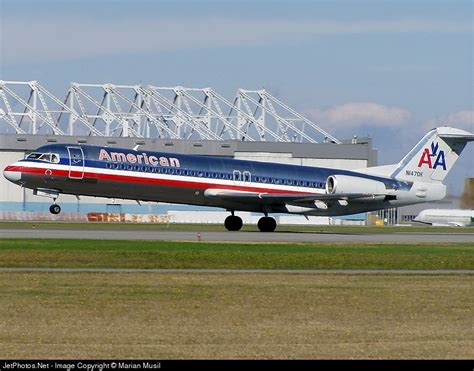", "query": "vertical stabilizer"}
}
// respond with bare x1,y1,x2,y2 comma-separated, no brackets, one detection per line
390,127,474,183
